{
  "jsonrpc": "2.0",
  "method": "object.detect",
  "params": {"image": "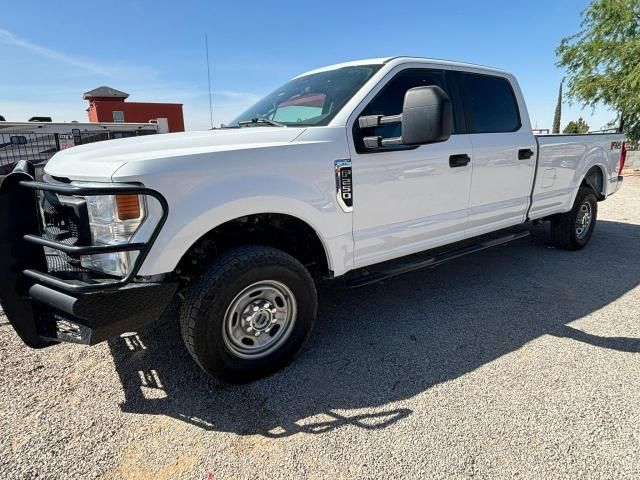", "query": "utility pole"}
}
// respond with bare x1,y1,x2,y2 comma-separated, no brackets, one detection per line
205,34,214,130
